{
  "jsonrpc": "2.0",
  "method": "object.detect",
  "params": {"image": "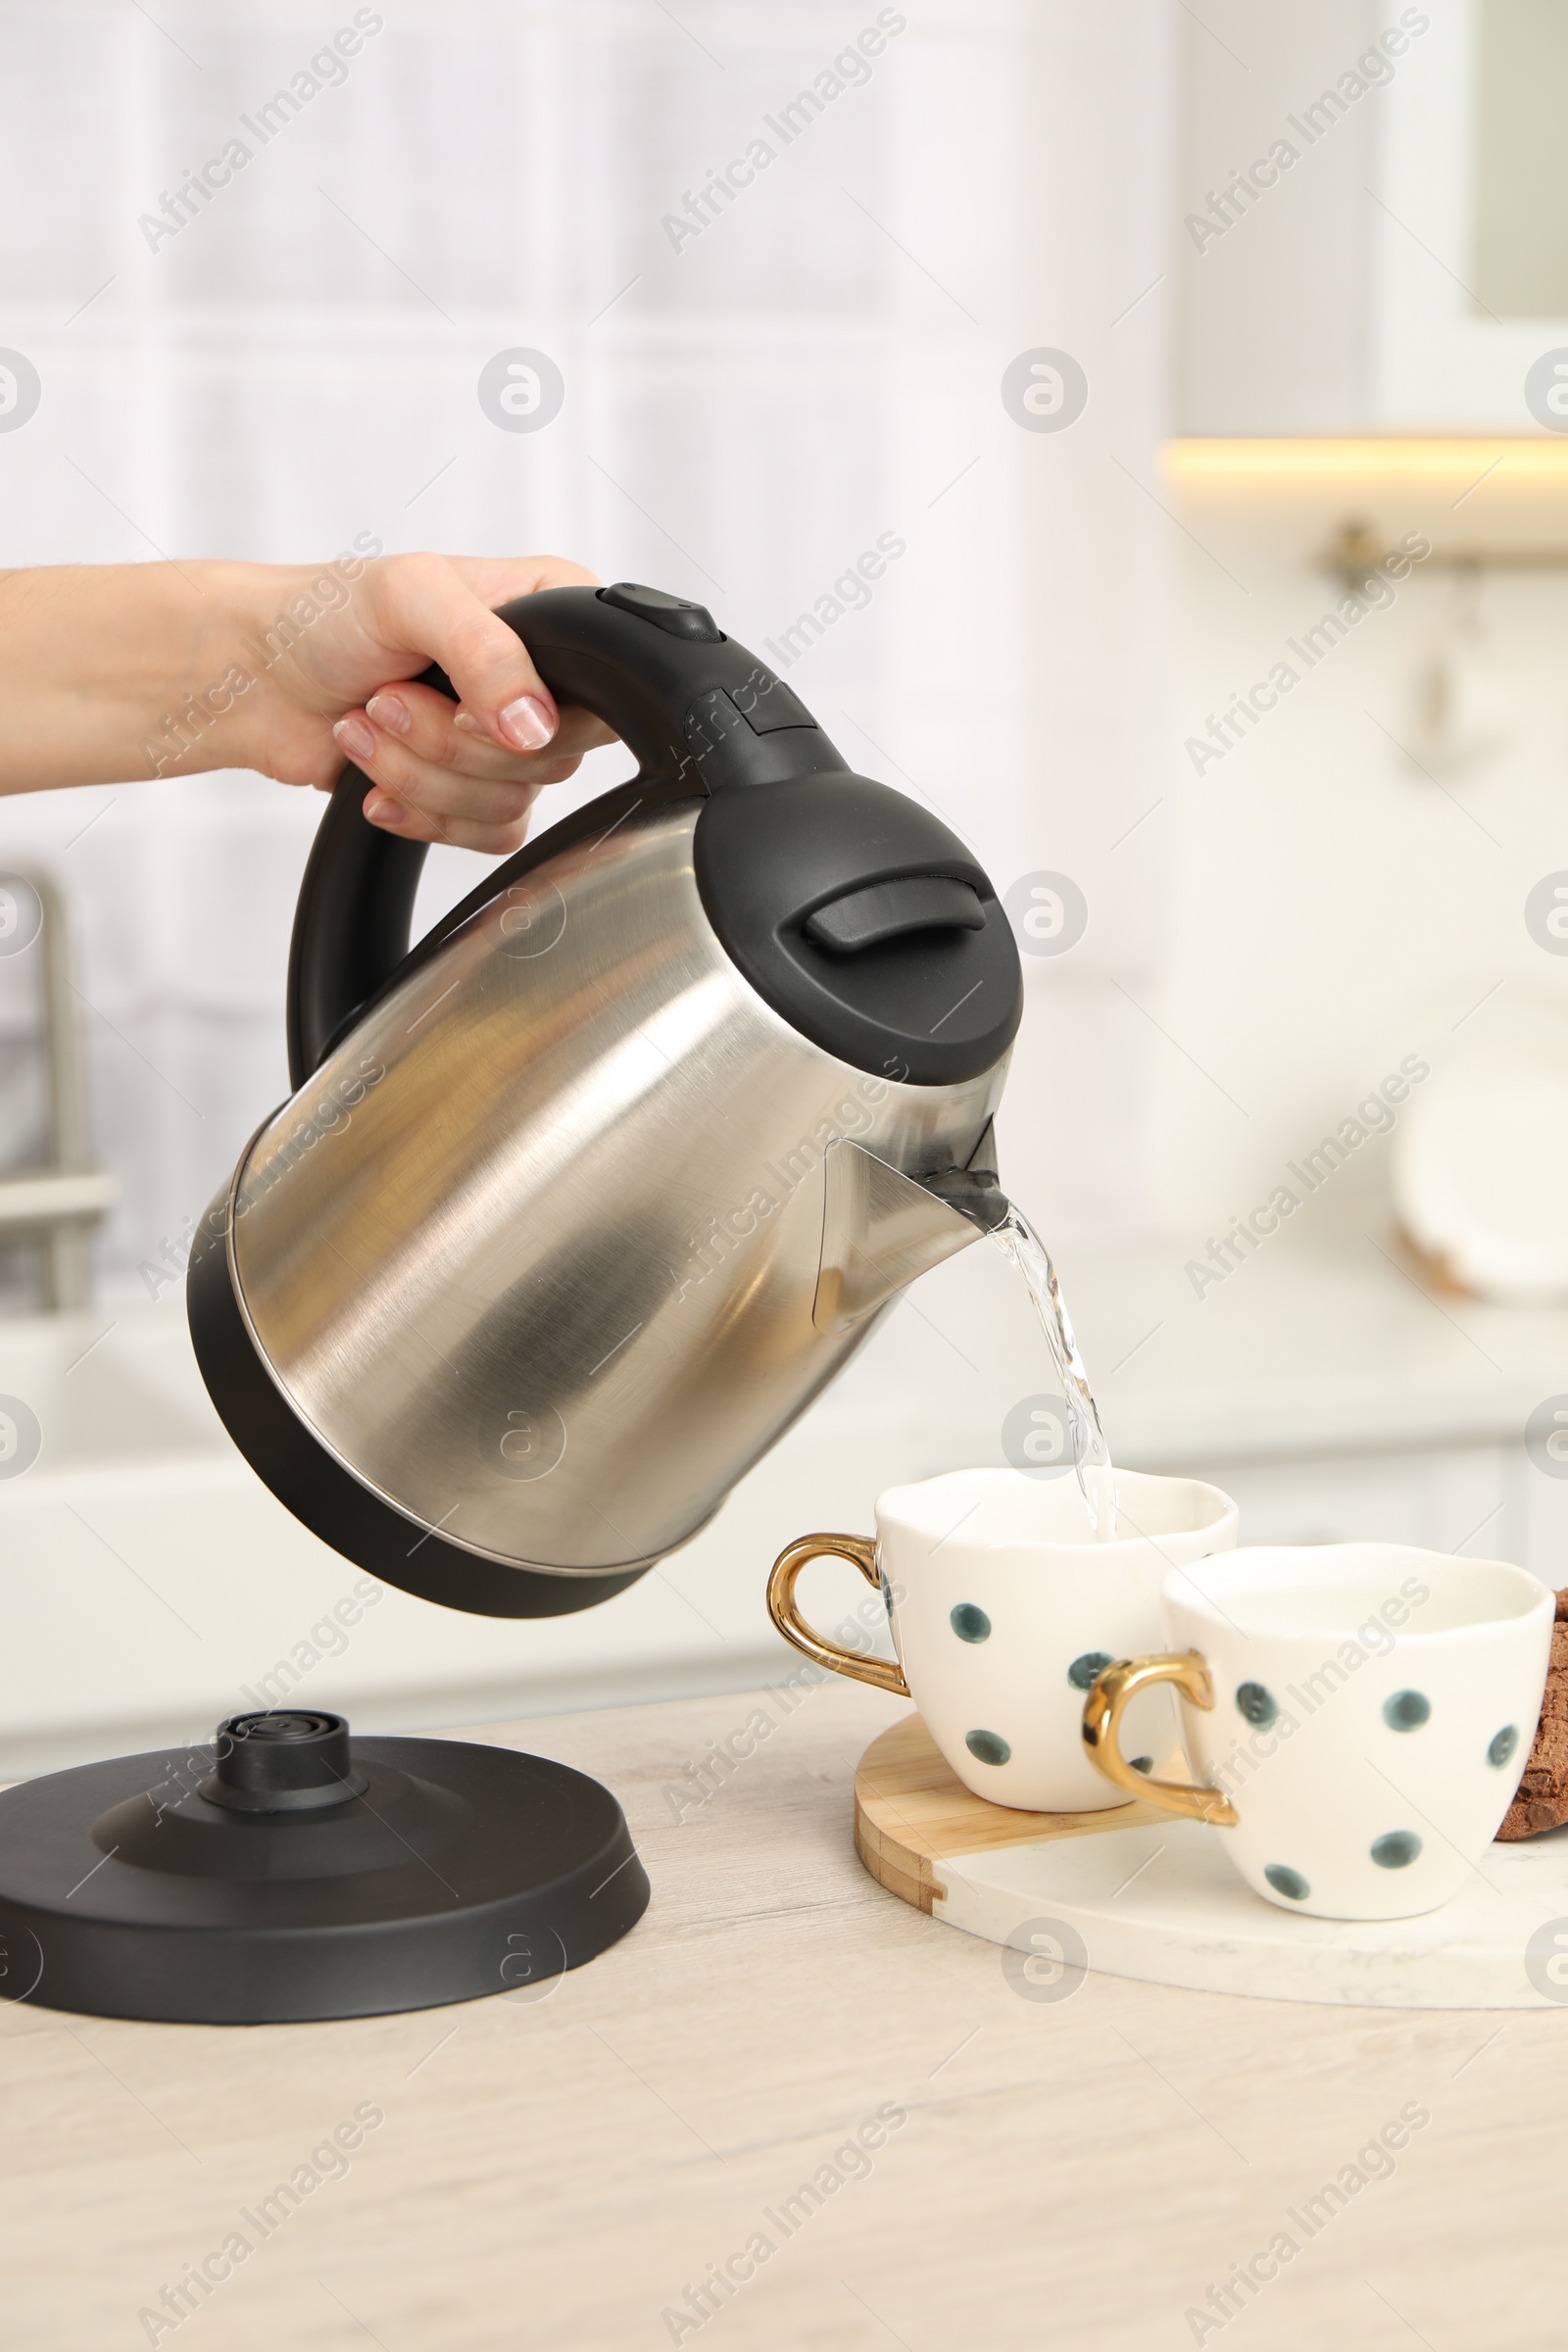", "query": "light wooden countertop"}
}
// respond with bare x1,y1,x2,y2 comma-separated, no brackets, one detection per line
5,1680,1563,2351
